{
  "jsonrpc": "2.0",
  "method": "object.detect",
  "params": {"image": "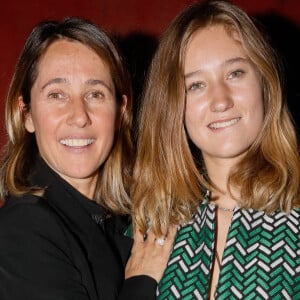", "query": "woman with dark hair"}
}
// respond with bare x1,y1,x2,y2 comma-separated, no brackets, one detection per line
0,17,175,300
132,1,300,298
